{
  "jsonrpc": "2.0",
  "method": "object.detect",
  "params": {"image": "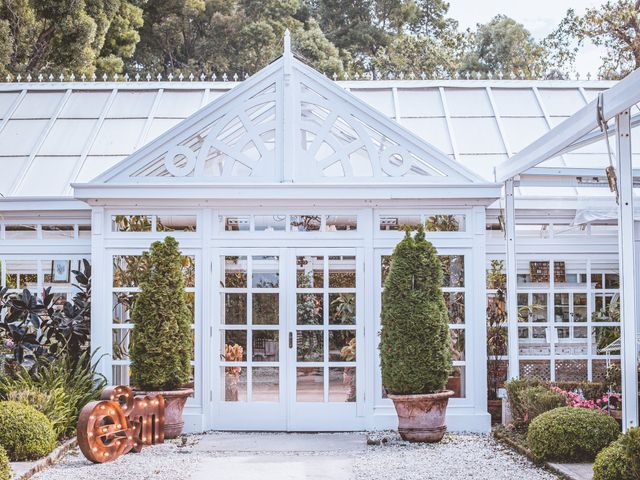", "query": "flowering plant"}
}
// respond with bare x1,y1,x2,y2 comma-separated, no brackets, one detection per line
550,386,621,413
